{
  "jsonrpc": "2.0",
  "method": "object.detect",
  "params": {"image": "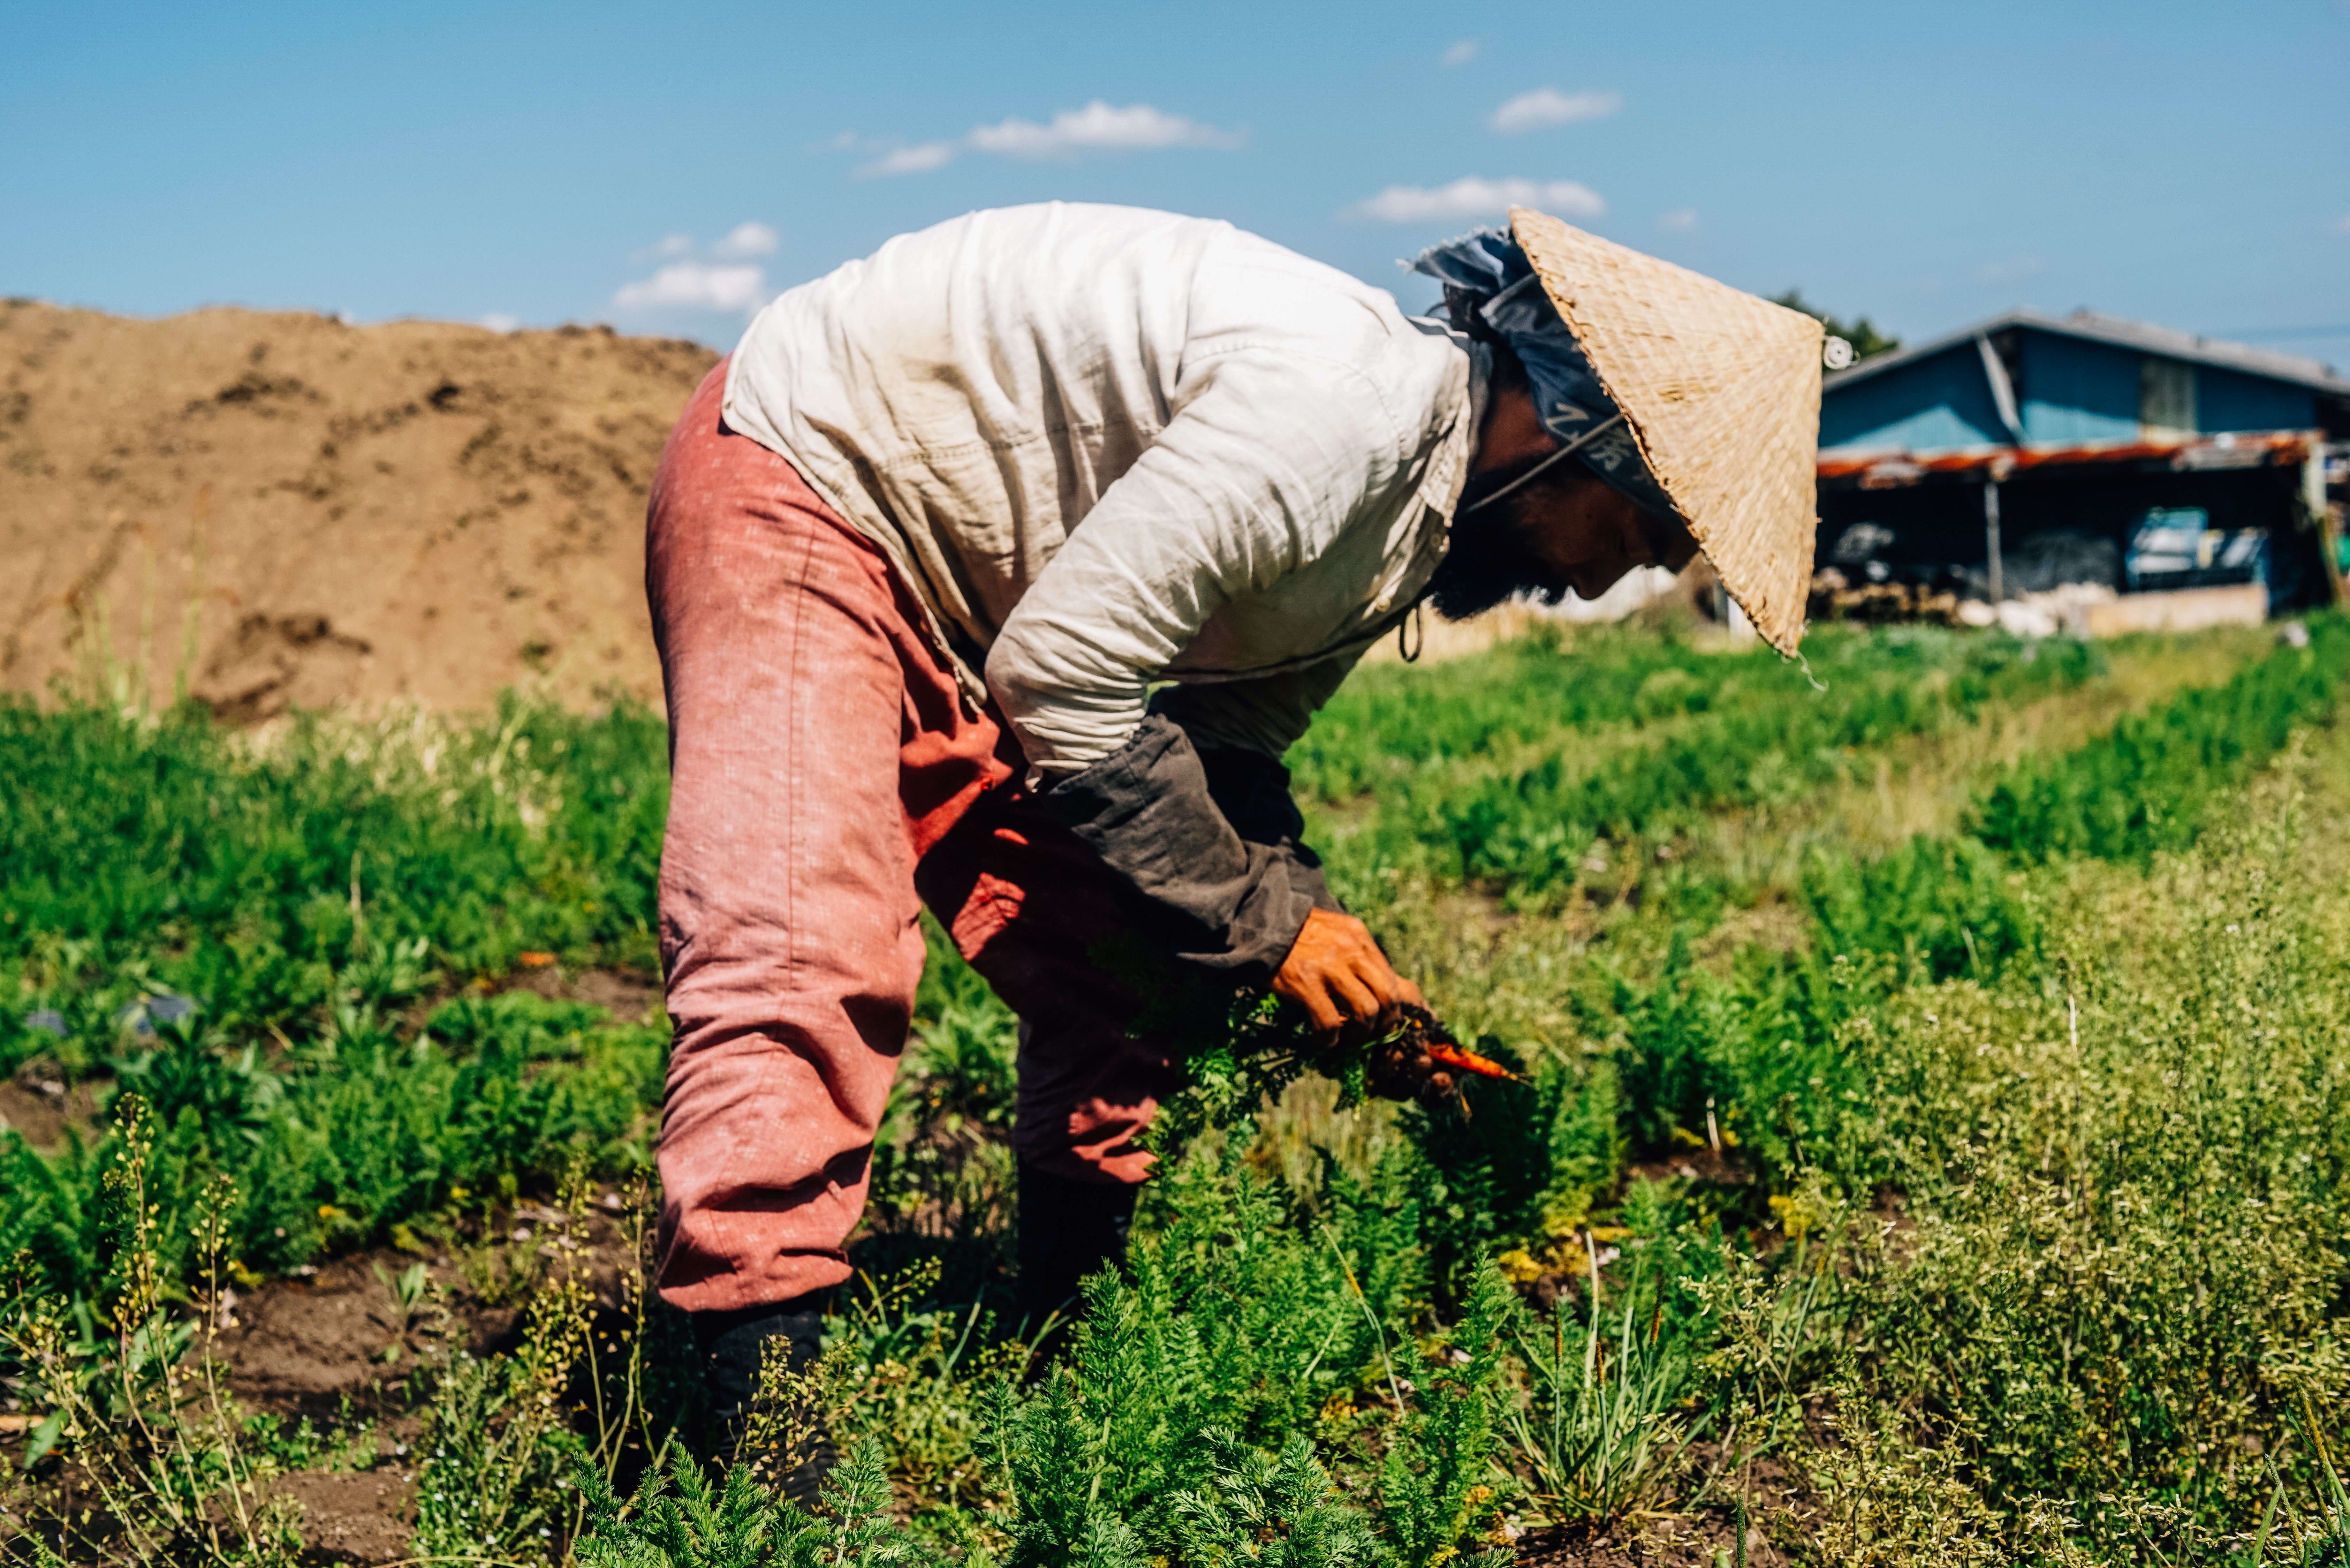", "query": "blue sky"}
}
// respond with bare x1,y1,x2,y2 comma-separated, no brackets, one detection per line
6,0,2346,367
